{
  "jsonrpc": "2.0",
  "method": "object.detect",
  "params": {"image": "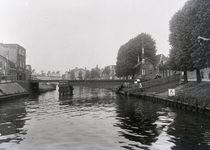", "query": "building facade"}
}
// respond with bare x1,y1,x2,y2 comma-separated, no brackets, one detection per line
0,43,26,80
0,55,17,80
134,58,156,80
155,54,168,76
